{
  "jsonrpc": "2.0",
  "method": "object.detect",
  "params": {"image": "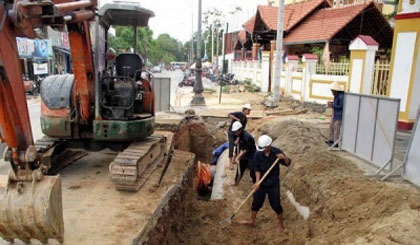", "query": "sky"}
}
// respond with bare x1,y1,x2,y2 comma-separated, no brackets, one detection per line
101,0,266,42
